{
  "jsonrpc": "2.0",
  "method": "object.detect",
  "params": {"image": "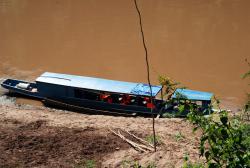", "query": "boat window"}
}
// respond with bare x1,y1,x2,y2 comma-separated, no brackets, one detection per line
196,101,202,106
74,89,98,100
74,89,85,99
